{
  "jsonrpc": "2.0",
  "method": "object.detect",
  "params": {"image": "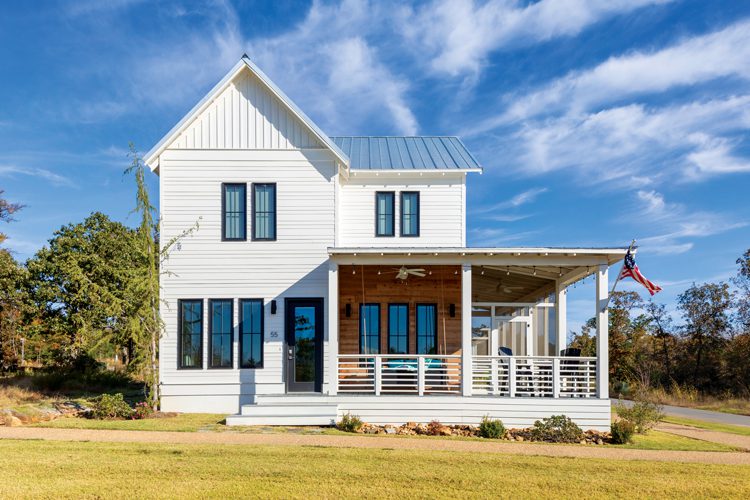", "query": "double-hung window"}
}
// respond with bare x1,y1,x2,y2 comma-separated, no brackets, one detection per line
239,299,264,368
359,304,380,354
222,184,246,241
375,192,395,237
416,303,437,355
400,192,419,237
178,300,203,369
209,299,233,369
252,183,276,240
388,304,409,354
